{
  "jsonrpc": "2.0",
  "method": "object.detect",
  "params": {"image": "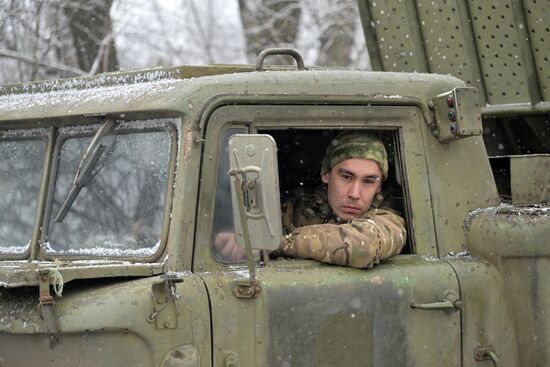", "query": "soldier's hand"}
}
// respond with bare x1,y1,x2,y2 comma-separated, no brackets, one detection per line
214,232,246,262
